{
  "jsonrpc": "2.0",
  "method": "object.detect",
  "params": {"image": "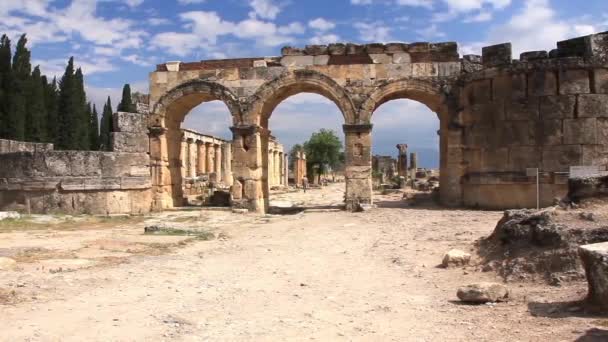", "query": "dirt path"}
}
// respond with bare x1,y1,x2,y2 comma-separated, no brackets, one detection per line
0,184,606,341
